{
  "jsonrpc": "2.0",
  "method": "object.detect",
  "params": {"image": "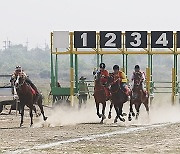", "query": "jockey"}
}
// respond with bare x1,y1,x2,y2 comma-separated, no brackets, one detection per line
11,66,40,102
99,63,111,99
99,63,109,85
131,65,148,97
112,65,130,99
